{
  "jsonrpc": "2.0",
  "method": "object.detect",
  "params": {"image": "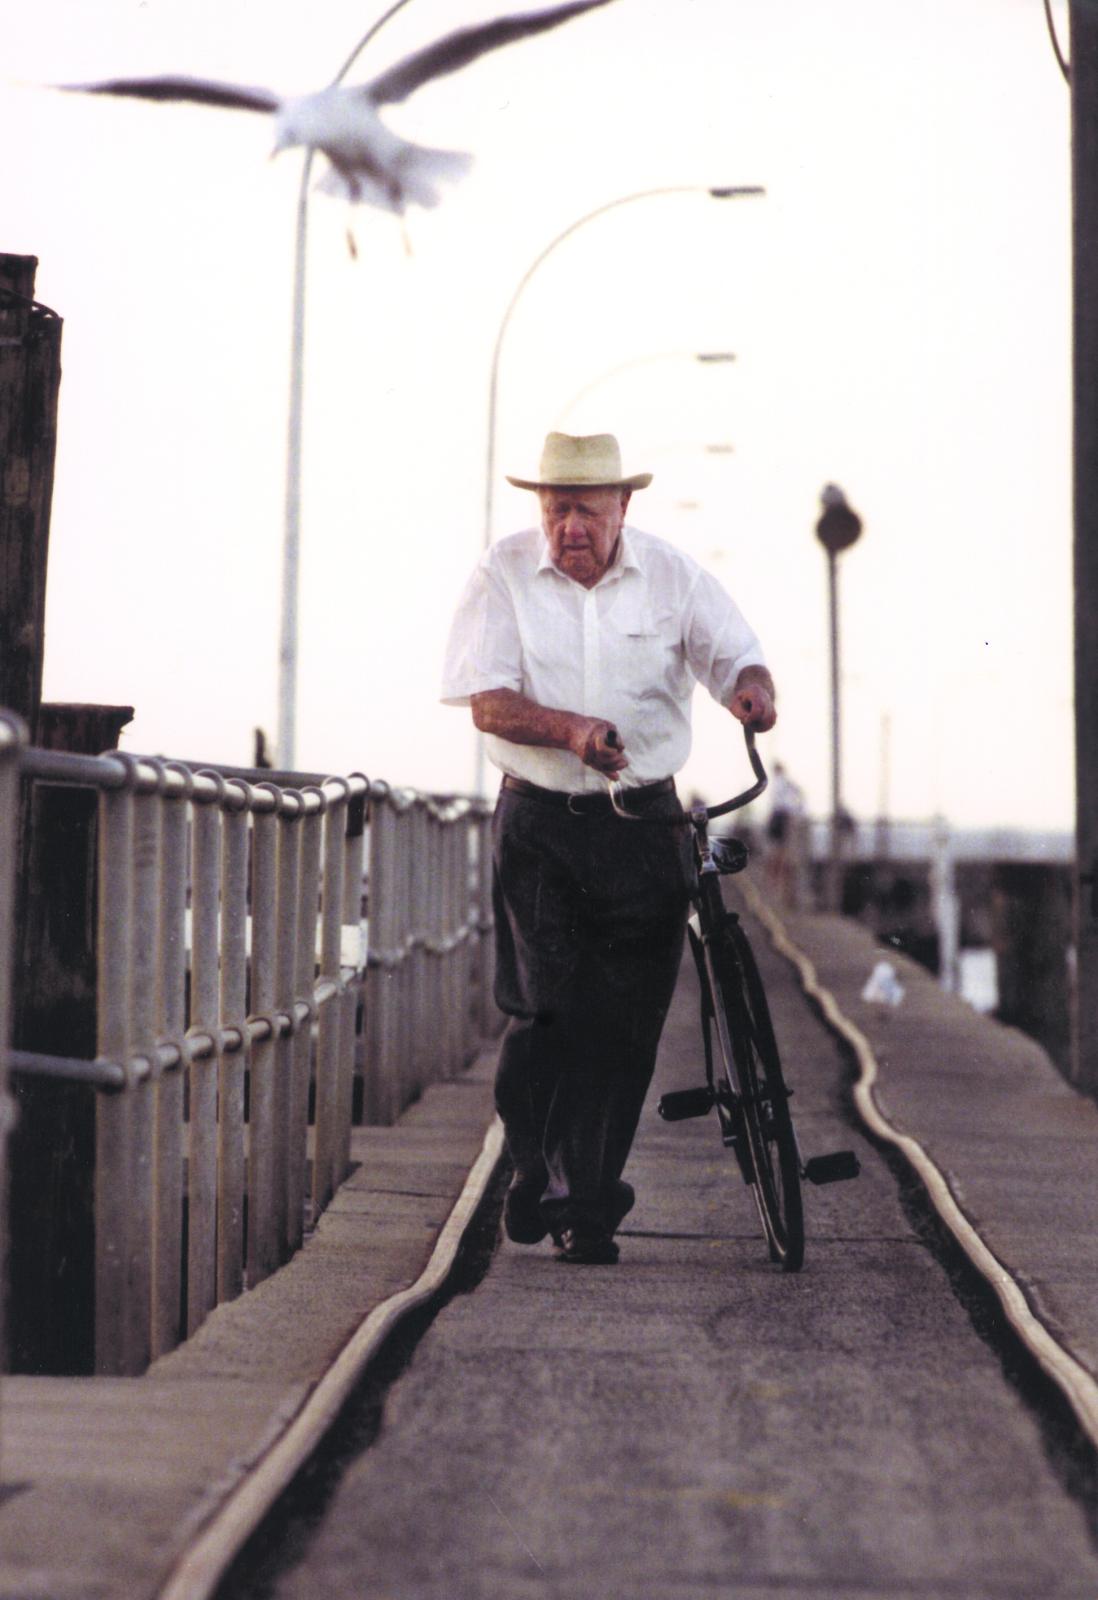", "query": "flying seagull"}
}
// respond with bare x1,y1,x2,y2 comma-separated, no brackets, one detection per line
56,0,616,213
